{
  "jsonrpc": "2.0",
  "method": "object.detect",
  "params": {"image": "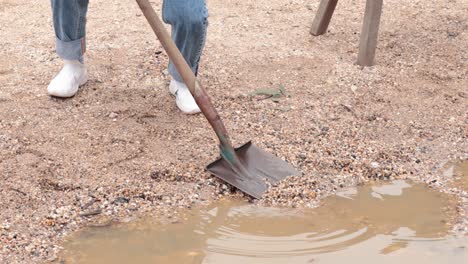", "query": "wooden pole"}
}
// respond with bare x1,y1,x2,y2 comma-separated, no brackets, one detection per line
310,0,339,36
357,0,383,66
